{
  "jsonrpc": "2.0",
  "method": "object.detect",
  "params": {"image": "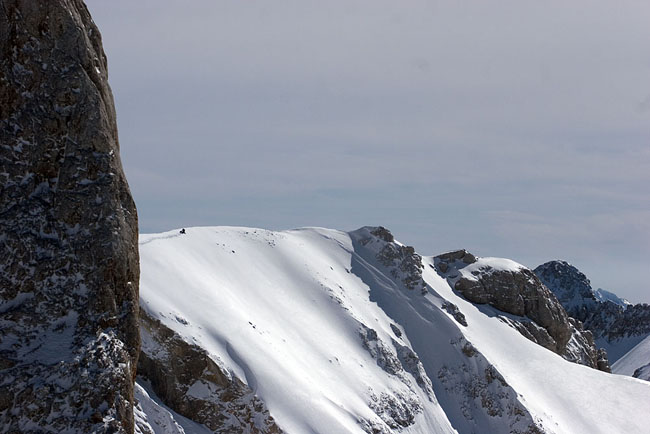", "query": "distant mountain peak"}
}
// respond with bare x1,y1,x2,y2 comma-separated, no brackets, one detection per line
594,288,632,309
533,261,598,316
534,260,650,365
